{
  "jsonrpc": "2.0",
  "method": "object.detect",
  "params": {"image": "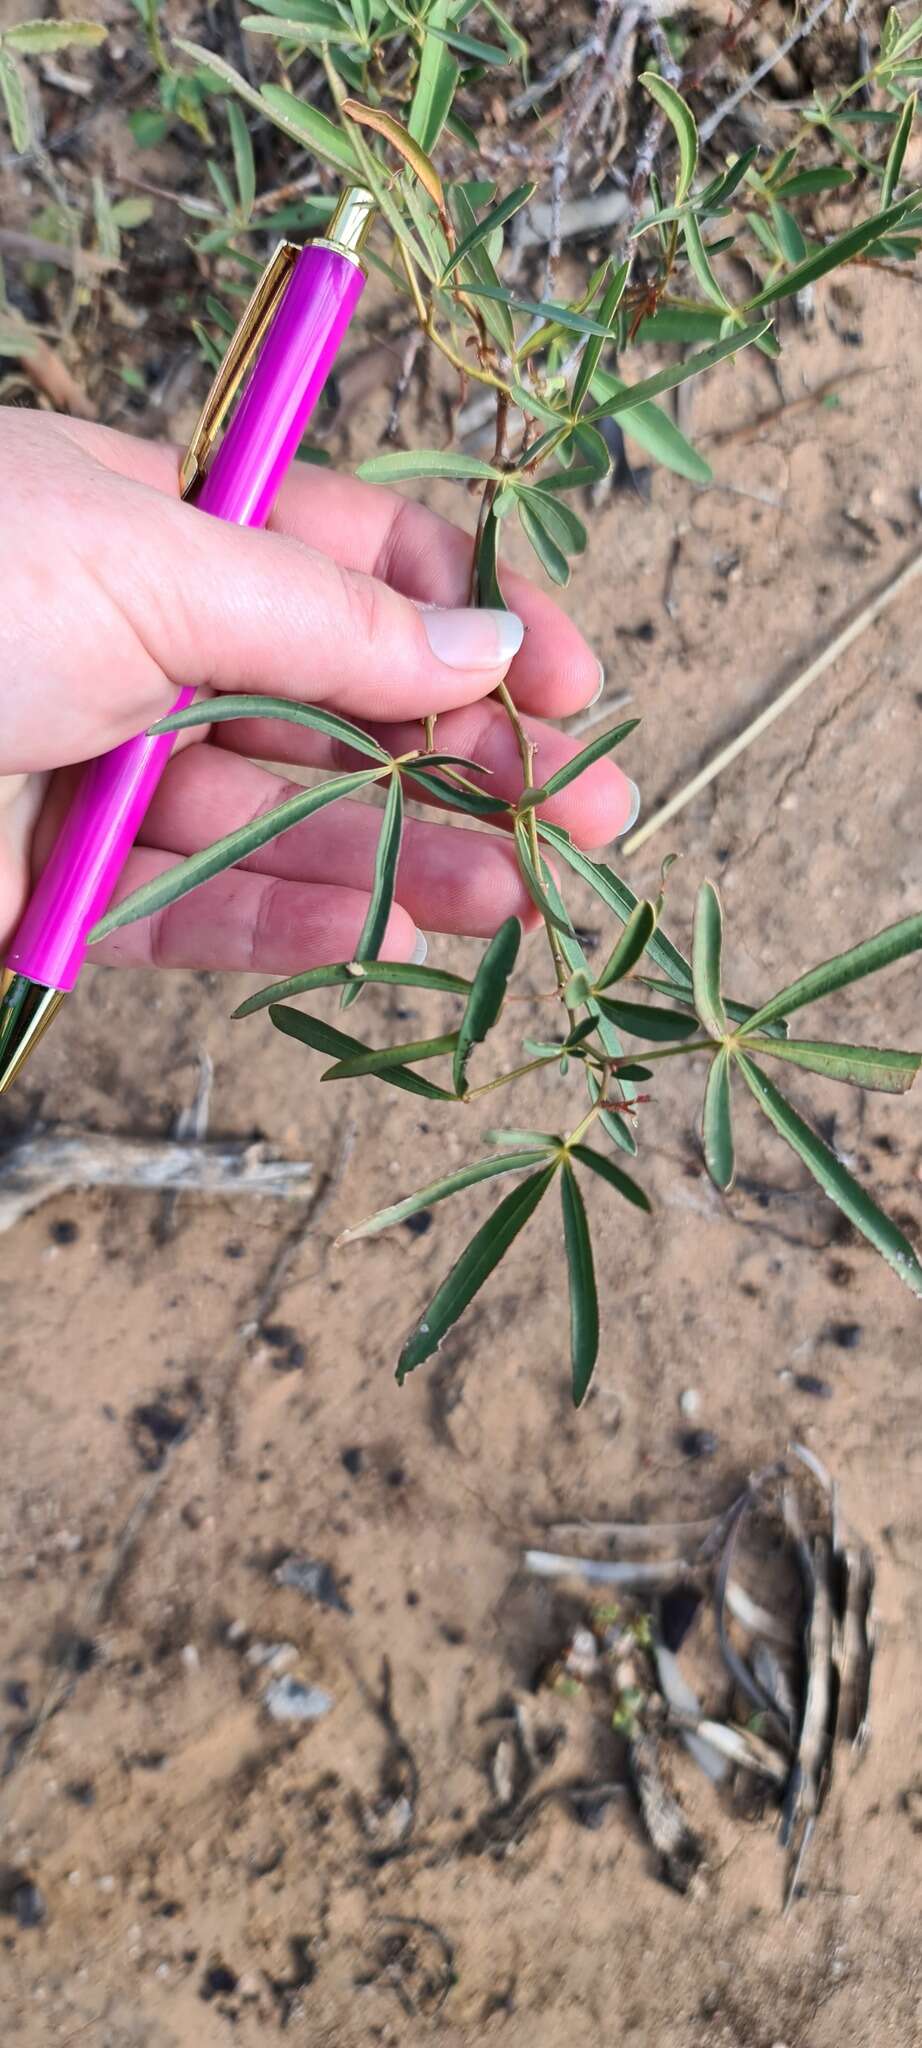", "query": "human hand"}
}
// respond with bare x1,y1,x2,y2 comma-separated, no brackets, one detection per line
0,409,637,973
